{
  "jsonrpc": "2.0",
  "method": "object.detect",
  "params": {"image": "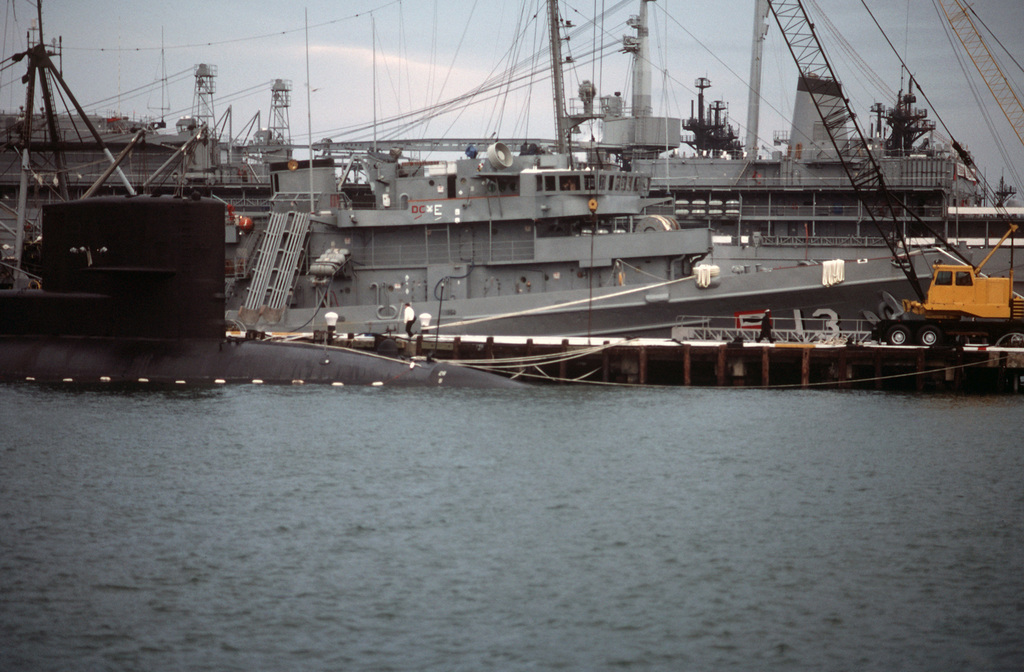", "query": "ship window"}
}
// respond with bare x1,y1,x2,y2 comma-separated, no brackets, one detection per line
584,174,596,191
561,175,580,191
935,270,953,285
955,271,973,286
497,176,519,194
599,175,607,191
545,175,557,192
